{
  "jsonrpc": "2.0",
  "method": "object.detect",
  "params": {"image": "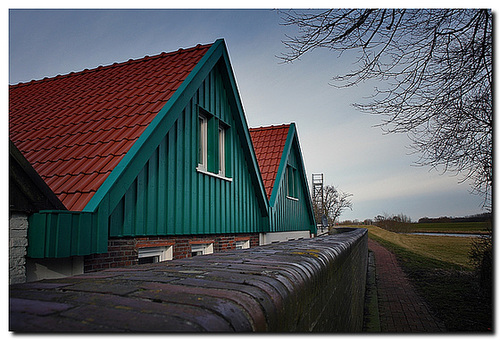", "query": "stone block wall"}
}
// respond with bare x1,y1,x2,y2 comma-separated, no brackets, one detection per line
10,228,368,332
9,213,29,284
